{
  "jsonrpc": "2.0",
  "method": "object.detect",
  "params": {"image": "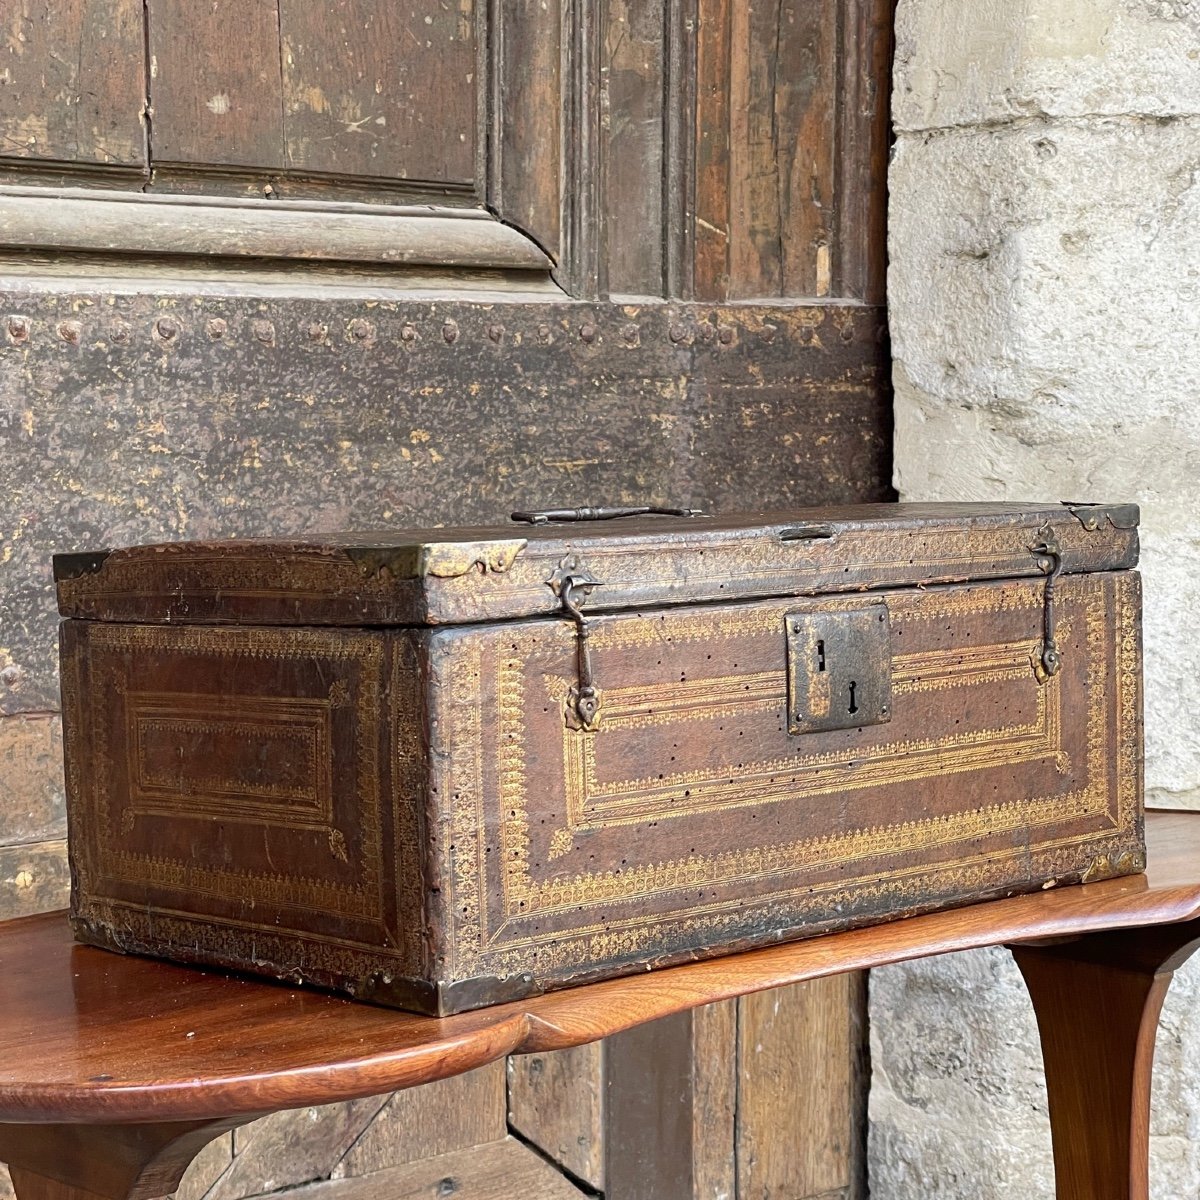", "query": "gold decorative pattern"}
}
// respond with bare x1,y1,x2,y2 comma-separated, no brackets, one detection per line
64,562,1142,1004
427,516,1125,619
126,692,333,827
77,623,389,927
58,549,394,610
557,631,1065,832
438,573,1138,976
